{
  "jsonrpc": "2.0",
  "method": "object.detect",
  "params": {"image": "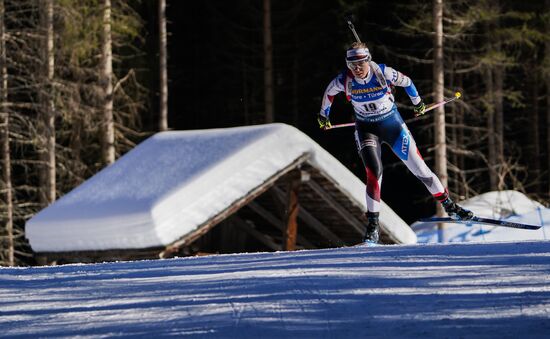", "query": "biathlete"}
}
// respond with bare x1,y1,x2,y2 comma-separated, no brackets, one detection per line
318,42,473,244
